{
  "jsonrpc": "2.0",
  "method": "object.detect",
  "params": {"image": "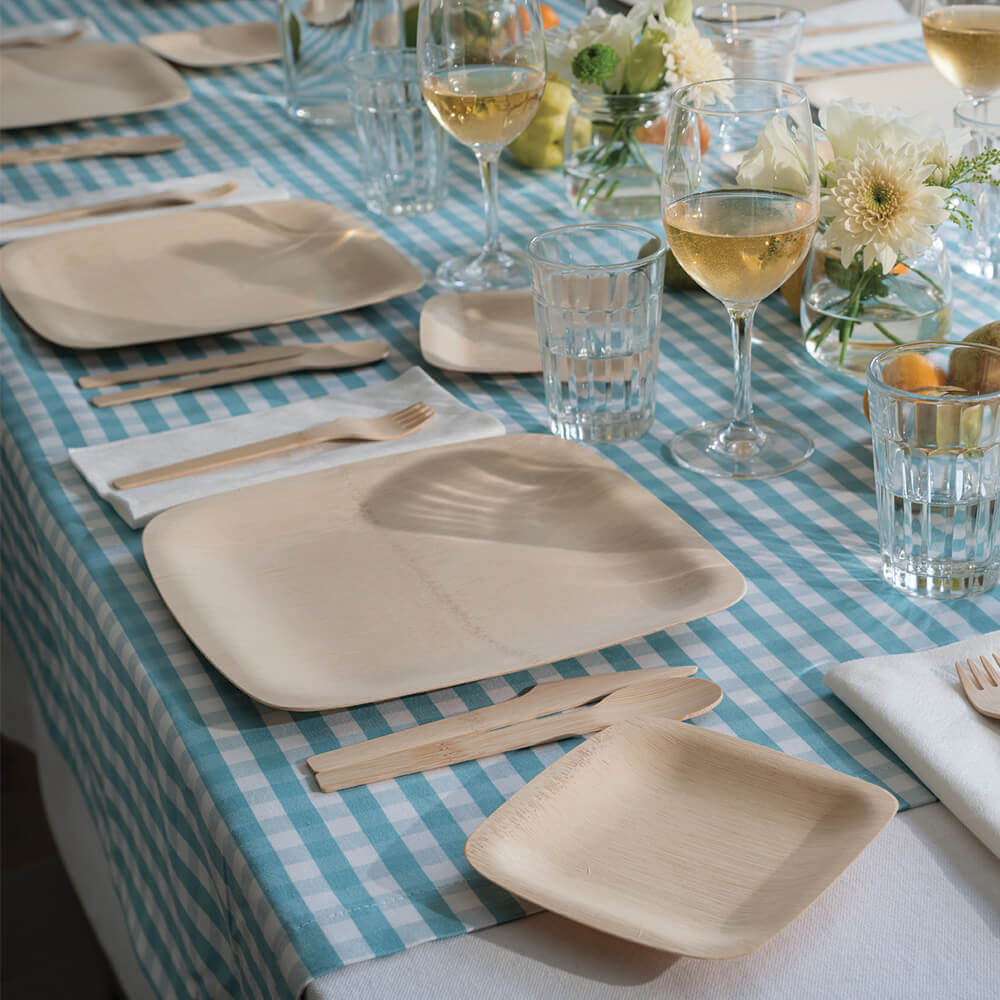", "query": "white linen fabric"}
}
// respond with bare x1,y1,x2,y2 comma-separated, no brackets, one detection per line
70,366,506,528
825,631,1000,860
0,167,289,242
